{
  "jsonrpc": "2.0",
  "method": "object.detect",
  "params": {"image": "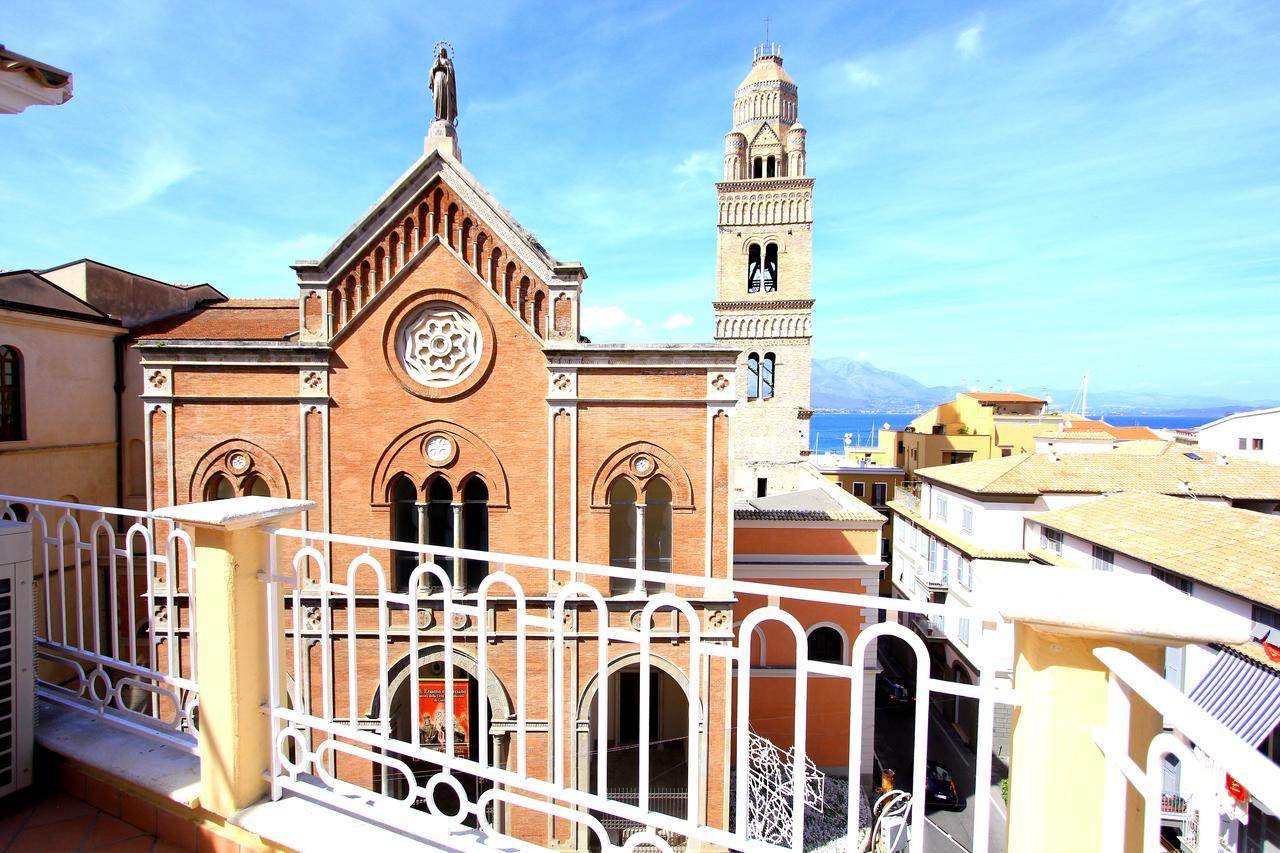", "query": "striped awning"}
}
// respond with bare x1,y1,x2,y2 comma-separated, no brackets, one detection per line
1187,649,1280,747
